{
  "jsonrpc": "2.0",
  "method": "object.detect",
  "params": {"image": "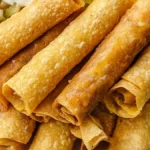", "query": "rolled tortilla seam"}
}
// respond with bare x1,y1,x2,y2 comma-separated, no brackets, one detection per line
0,0,84,65
29,120,76,150
53,0,150,125
3,0,135,115
108,102,150,150
103,46,150,118
0,9,83,112
0,105,36,148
